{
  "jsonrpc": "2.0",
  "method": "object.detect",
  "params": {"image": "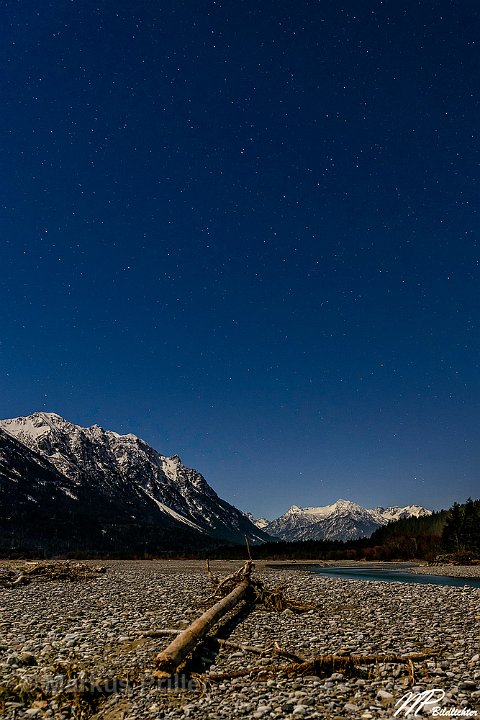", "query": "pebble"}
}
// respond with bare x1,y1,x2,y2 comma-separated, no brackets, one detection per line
459,681,477,689
376,690,394,704
18,652,37,666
